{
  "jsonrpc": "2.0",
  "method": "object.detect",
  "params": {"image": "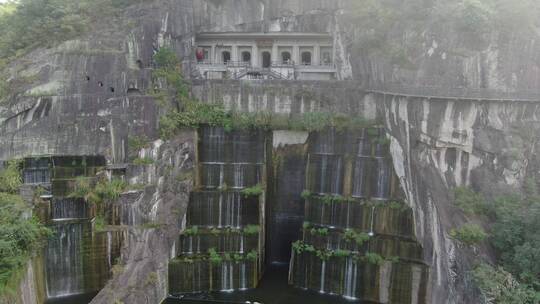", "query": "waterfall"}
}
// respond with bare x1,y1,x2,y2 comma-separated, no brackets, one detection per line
23,158,50,184
221,262,234,291
240,235,244,253
202,126,225,162
240,263,247,290
233,164,244,188
343,258,358,299
107,231,112,268
218,193,223,228
357,130,371,157
352,157,367,198
236,193,241,228
333,157,342,195
51,198,87,220
221,263,226,291
374,158,391,199
319,260,326,293
319,155,327,194
369,206,376,236
219,164,224,187
45,223,85,298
